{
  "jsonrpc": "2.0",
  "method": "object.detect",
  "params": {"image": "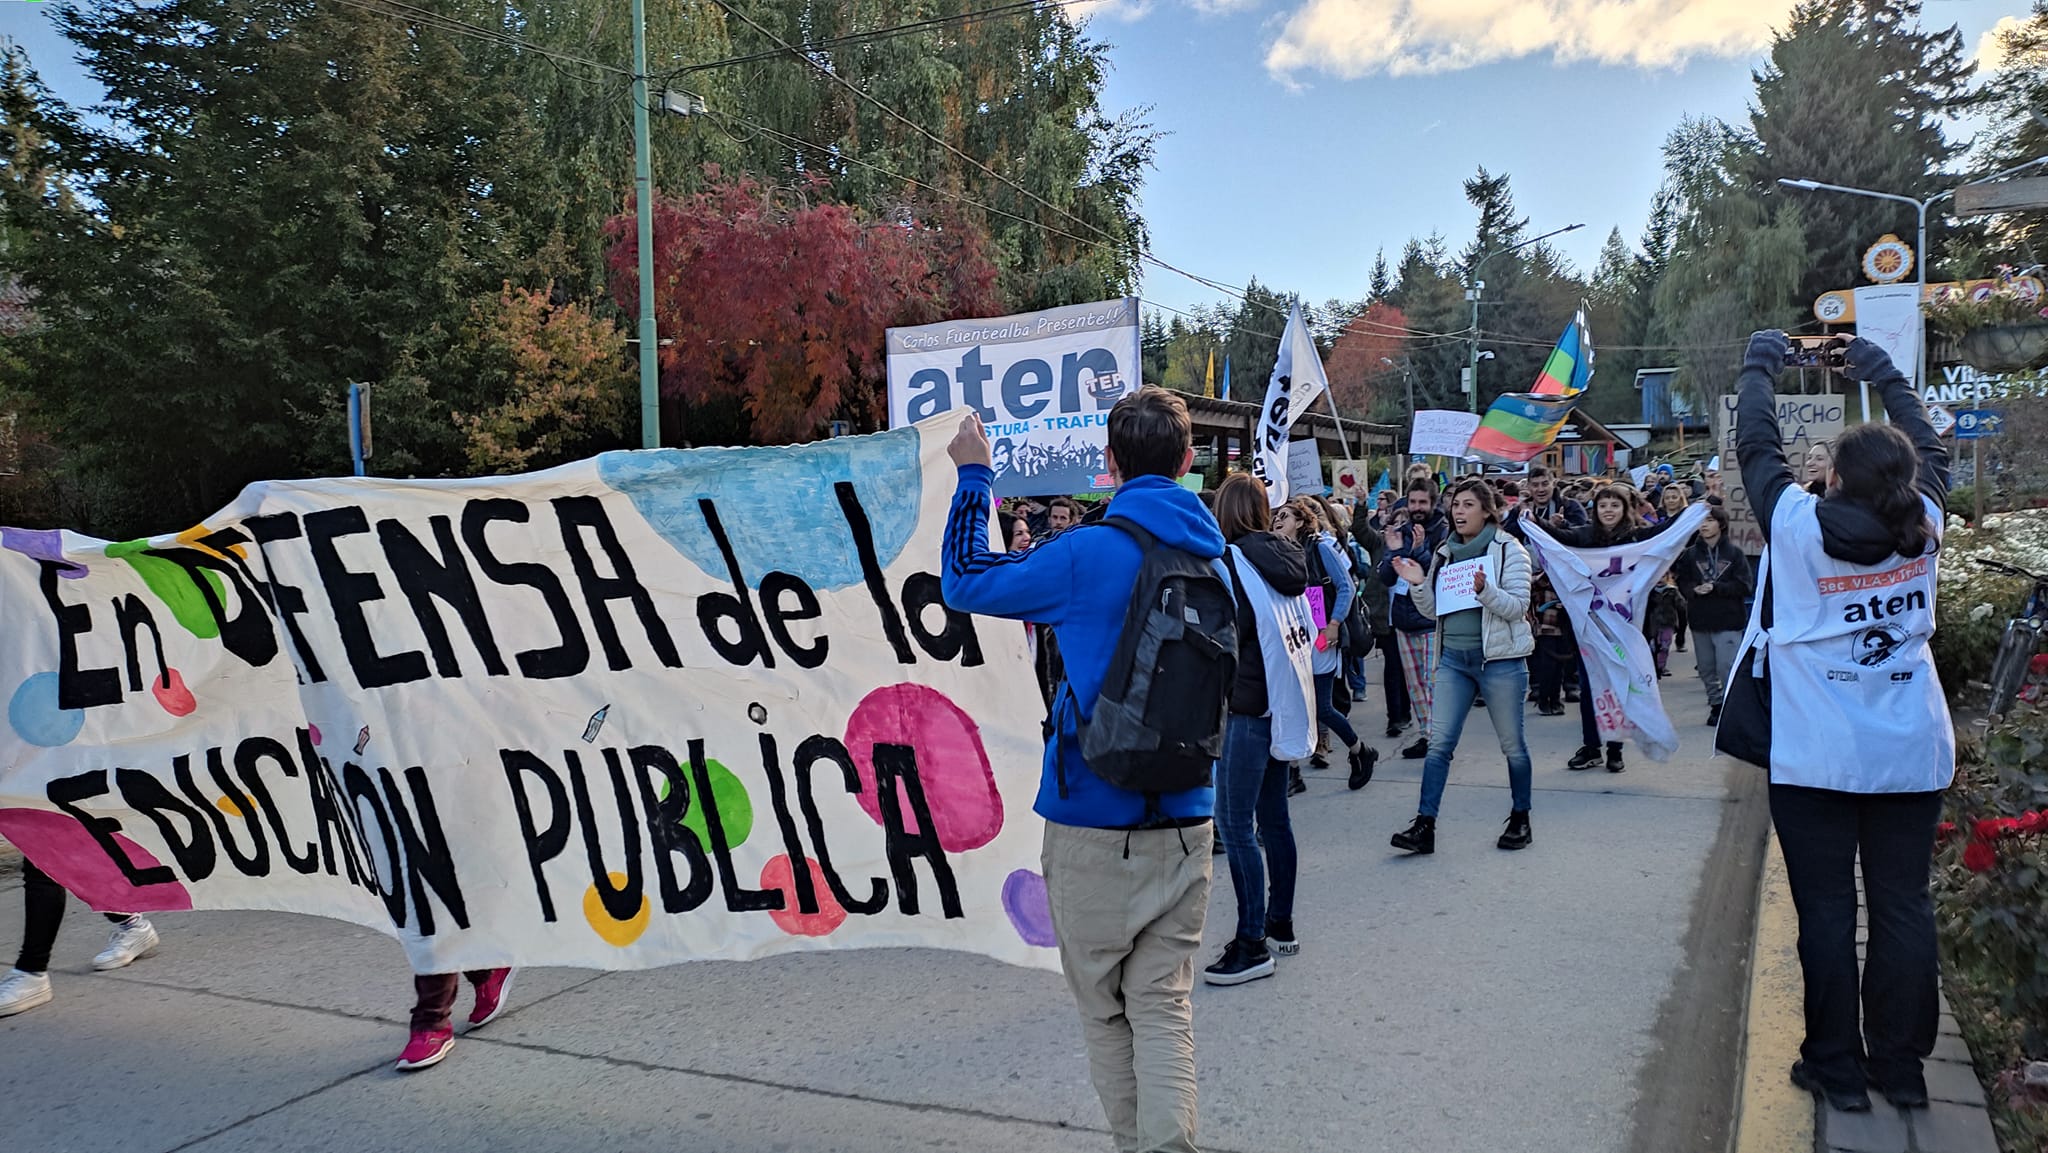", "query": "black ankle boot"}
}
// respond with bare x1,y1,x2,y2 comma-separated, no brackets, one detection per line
1391,815,1436,855
1606,742,1625,773
1497,810,1532,850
